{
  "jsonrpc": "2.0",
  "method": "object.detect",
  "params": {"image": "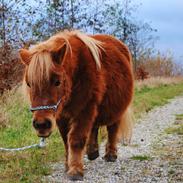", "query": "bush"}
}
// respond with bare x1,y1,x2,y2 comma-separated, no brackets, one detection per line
0,44,24,95
138,52,183,77
135,66,149,80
